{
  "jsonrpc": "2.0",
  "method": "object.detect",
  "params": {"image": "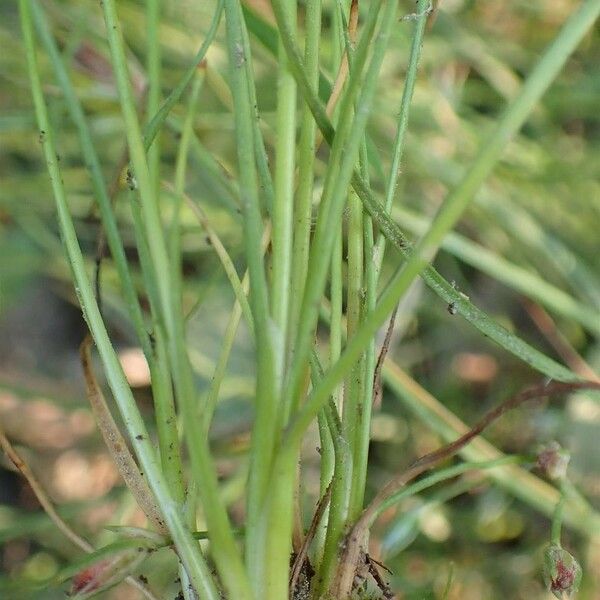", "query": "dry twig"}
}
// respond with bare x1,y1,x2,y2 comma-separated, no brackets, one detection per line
372,304,399,408
289,483,332,595
80,336,167,533
331,379,600,598
0,423,158,600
